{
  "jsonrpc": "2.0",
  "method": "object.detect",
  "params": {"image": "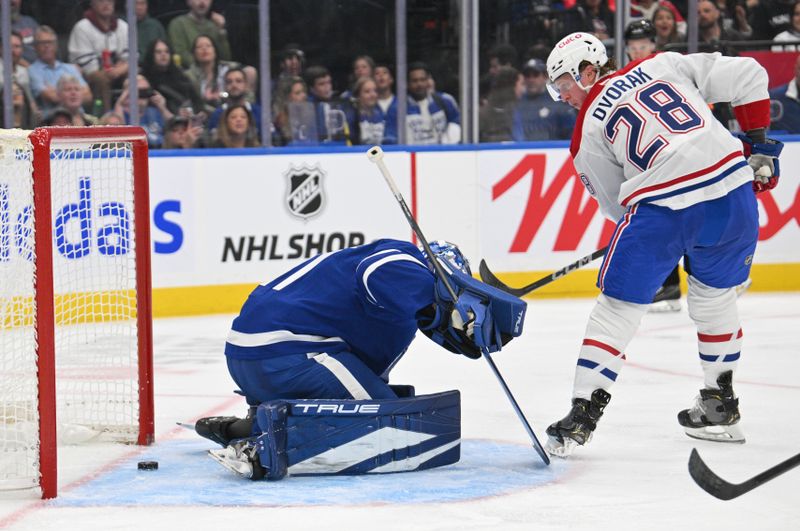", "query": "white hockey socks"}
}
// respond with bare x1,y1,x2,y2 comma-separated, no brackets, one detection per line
572,294,649,400
687,276,742,389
